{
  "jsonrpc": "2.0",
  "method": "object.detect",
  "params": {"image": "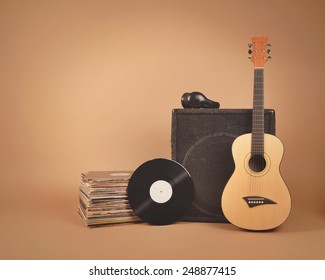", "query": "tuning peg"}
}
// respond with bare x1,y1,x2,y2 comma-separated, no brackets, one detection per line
248,43,252,48
268,55,272,60
267,43,271,47
248,56,252,60
248,49,253,54
267,49,271,54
